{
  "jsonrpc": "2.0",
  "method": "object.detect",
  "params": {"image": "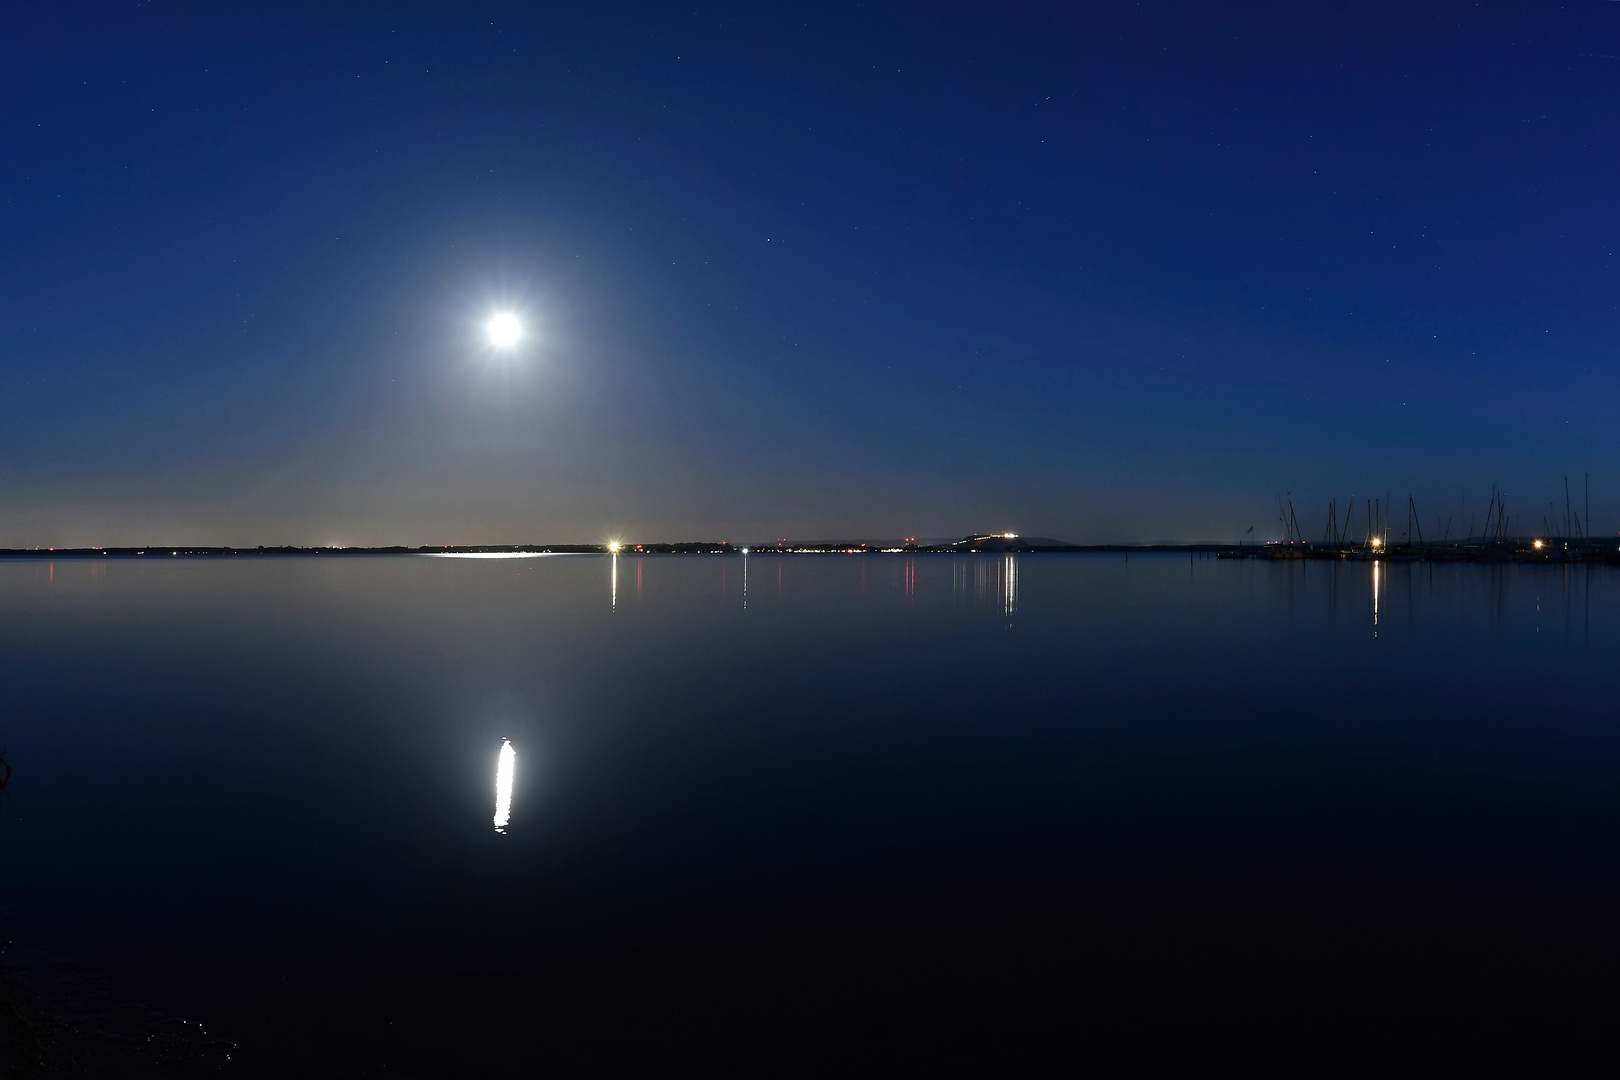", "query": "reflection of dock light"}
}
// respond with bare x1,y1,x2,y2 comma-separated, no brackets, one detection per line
494,739,516,833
